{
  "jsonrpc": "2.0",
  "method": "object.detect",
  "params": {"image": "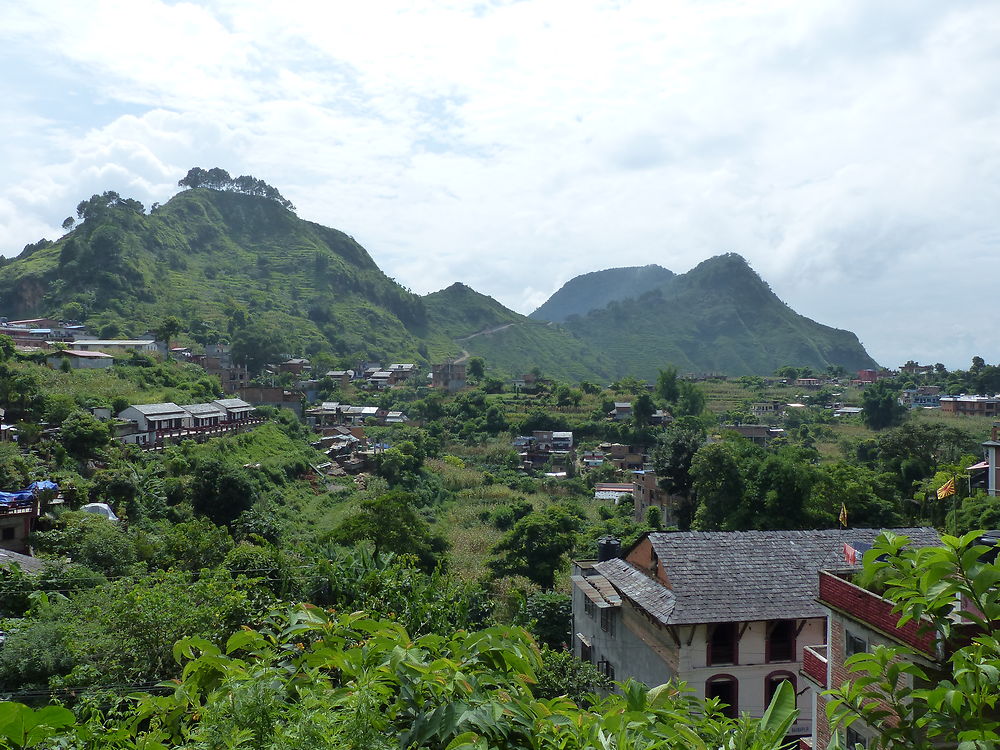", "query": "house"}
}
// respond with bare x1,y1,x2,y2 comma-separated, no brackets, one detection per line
432,362,466,392
67,339,158,354
183,402,226,428
981,424,1000,496
802,531,945,749
237,388,302,417
940,394,1000,417
899,386,941,409
720,424,785,445
117,402,192,434
0,494,37,554
750,401,784,417
278,358,312,376
324,370,354,389
600,443,647,470
0,481,59,555
832,406,863,418
794,378,823,389
386,363,419,384
593,483,635,501
571,529,940,743
610,402,633,421
367,371,393,389
650,409,673,426
190,345,250,394
0,547,45,573
212,397,256,421
45,349,114,370
631,469,676,527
